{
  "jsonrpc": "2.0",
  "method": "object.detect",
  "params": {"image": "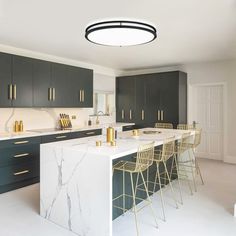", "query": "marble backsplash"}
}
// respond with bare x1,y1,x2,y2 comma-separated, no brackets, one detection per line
0,108,115,132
